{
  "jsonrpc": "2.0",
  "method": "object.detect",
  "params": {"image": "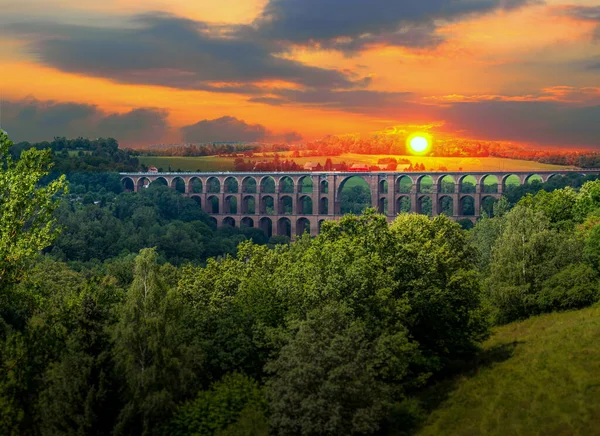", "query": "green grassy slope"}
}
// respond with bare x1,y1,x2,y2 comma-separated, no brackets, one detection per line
418,306,600,436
